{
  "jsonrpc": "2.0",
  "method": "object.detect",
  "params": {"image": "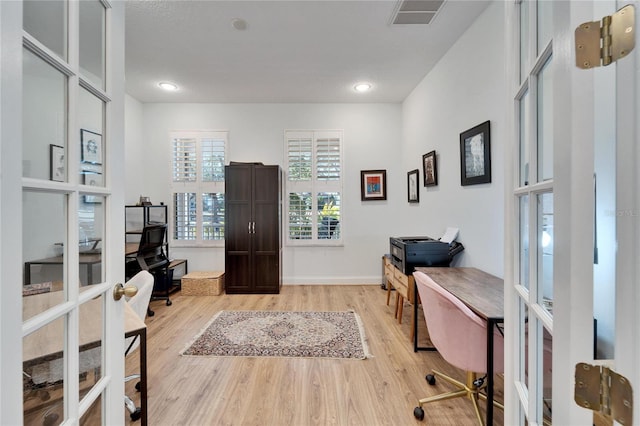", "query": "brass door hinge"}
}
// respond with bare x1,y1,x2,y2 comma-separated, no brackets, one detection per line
575,362,633,425
575,4,635,69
